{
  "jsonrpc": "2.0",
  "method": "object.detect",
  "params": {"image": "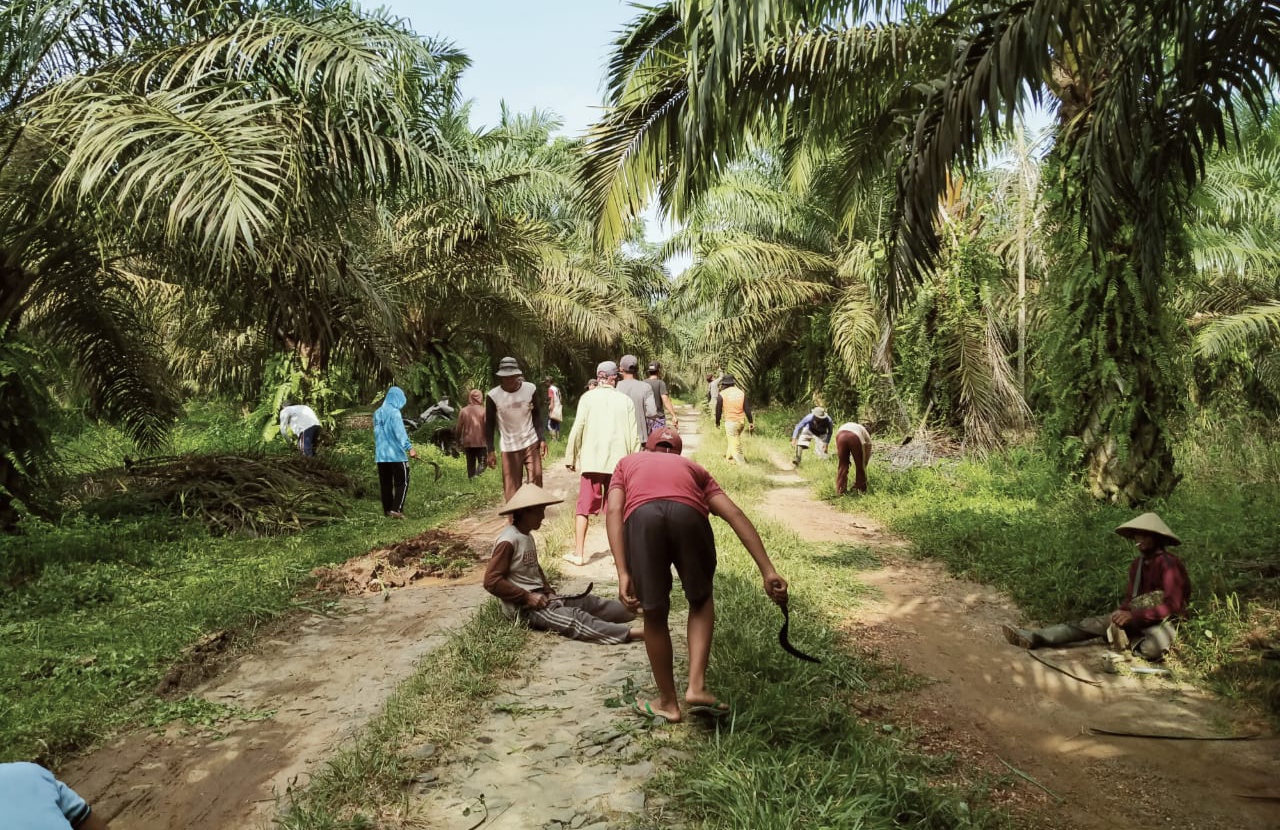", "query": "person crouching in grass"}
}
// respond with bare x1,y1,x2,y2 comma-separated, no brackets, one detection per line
484,483,643,644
